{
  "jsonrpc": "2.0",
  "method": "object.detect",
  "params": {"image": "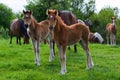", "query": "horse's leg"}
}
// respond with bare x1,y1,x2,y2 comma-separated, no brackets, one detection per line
10,35,12,44
114,34,116,45
74,44,77,52
58,45,67,74
16,37,18,44
106,33,109,45
68,46,71,50
110,34,113,45
80,39,94,70
36,41,40,66
53,40,55,55
18,36,21,45
49,39,55,62
112,34,116,46
32,39,38,65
